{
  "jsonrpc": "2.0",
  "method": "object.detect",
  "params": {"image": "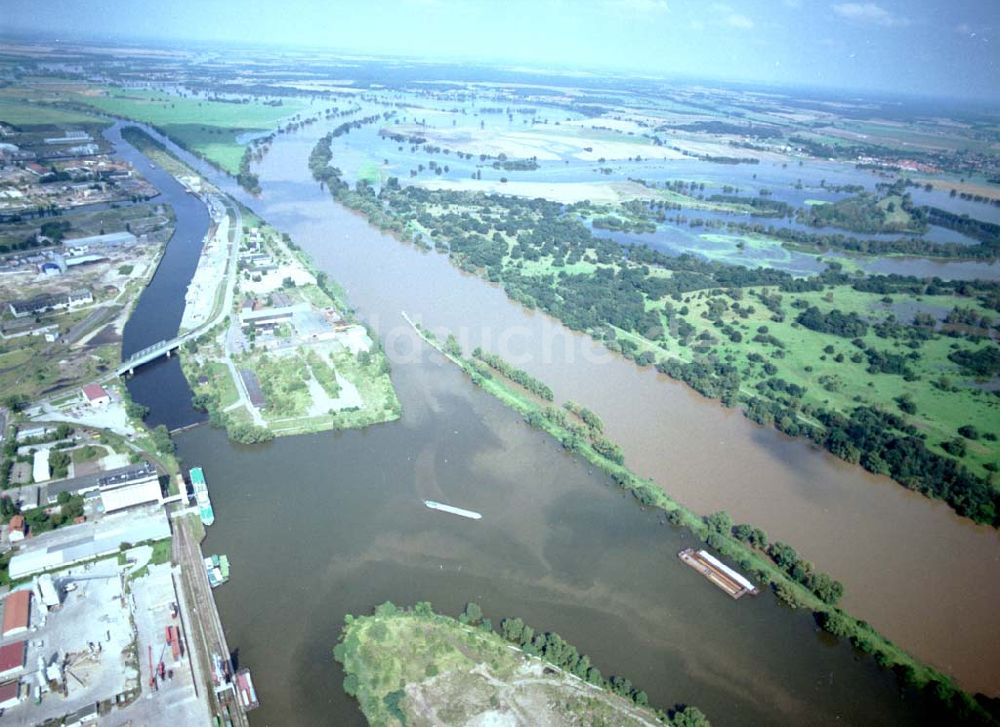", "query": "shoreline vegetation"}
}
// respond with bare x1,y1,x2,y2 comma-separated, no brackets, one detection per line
406,313,996,725
120,125,400,443
335,601,711,727
309,134,1000,528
